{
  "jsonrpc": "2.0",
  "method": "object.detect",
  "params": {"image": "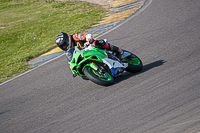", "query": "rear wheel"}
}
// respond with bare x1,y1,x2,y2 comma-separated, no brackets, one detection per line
83,64,114,86
125,53,143,73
